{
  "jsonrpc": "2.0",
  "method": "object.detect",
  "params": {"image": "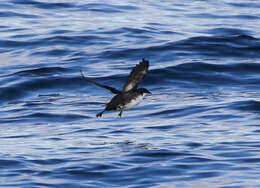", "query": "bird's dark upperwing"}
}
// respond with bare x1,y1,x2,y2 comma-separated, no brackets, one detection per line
122,58,149,92
80,71,121,94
